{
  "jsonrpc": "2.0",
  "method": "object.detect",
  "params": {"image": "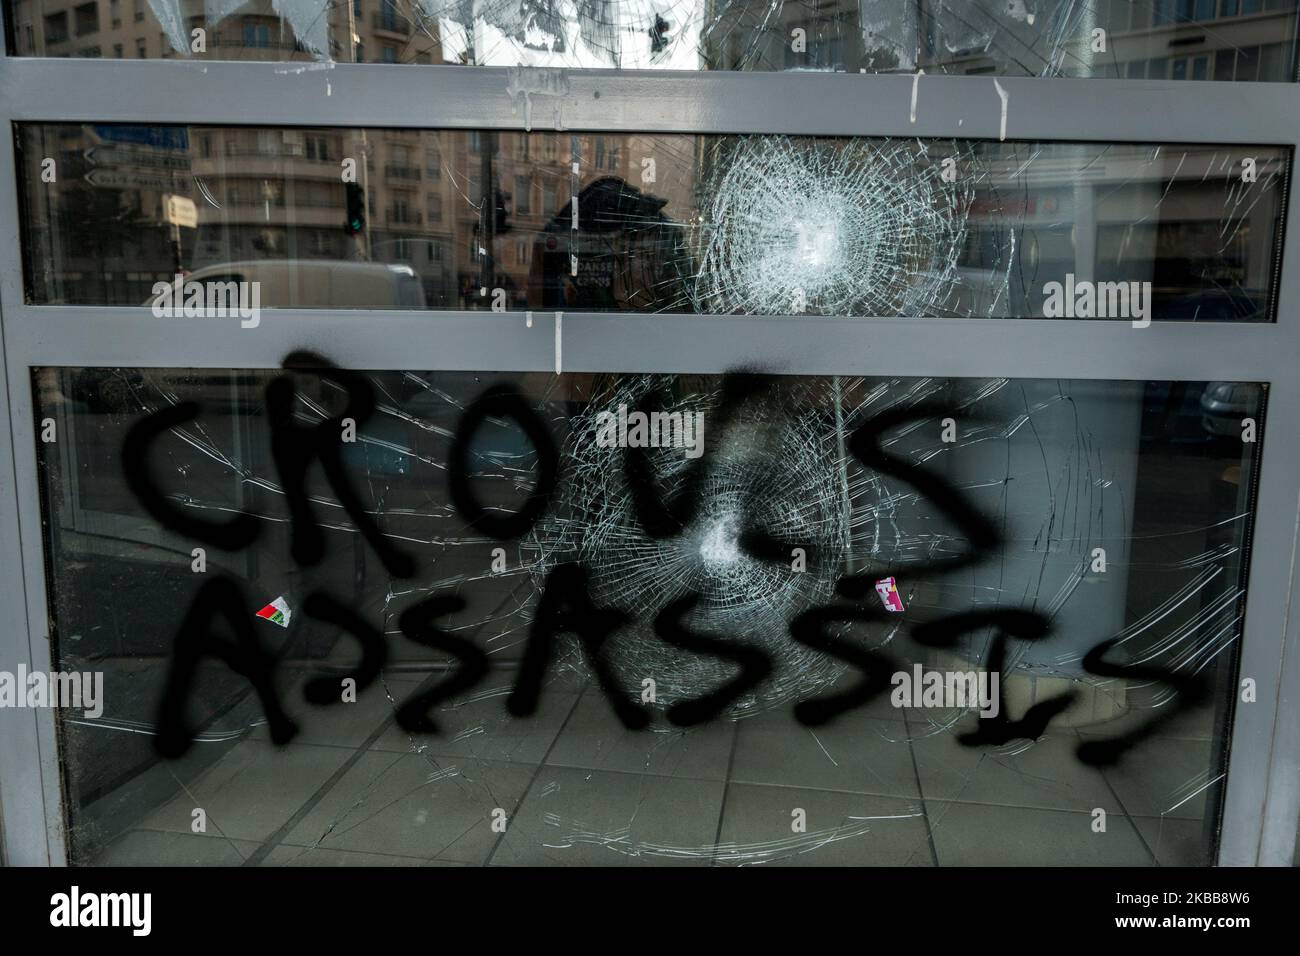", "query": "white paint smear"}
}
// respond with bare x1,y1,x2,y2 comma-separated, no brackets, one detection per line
554,311,563,375
993,78,1009,142
506,67,570,133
